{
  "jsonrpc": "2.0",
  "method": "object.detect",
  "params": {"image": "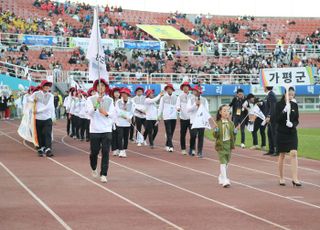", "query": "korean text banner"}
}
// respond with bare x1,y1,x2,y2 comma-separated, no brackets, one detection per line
22,35,56,46
260,67,315,87
123,41,161,50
